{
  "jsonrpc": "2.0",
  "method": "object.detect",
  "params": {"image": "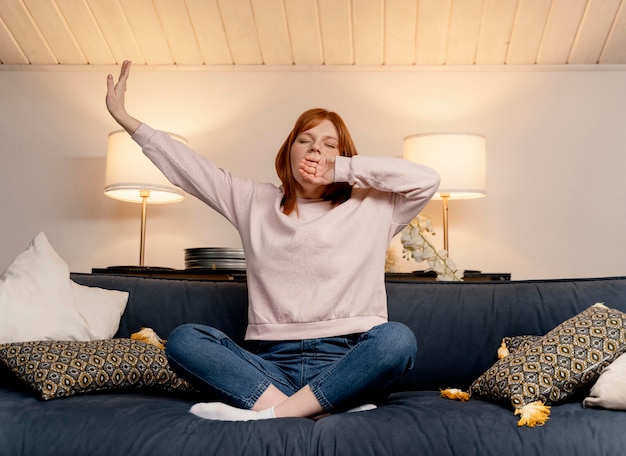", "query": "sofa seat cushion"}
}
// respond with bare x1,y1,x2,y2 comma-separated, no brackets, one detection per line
0,338,196,400
3,387,626,456
0,387,314,456
312,391,626,456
